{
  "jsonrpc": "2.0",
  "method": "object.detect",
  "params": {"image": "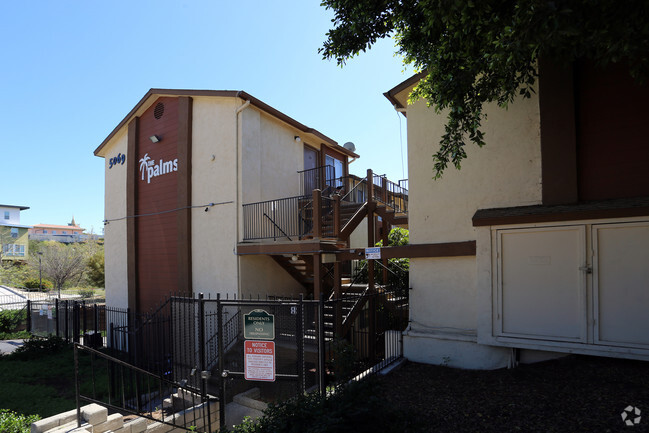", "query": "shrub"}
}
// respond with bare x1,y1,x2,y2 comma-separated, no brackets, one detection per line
227,380,407,433
23,278,53,291
10,336,70,361
0,309,26,334
0,409,40,433
78,288,95,298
